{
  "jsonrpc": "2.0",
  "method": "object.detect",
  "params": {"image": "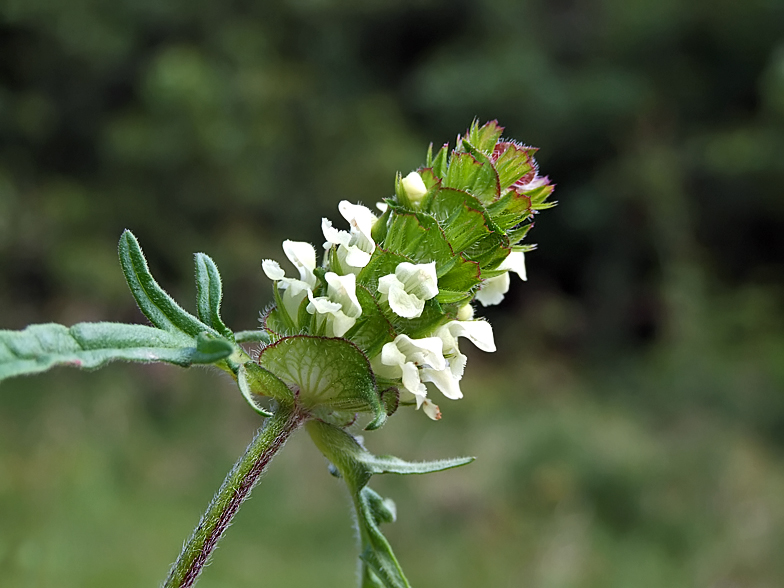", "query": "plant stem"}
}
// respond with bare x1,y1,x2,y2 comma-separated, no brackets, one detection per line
162,404,305,588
